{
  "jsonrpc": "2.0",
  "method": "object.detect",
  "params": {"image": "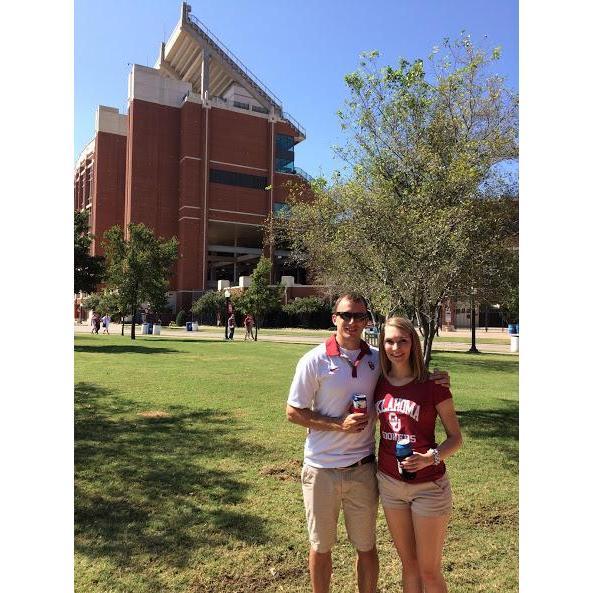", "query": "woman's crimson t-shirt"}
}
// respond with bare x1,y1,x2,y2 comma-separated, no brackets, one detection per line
374,376,453,483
